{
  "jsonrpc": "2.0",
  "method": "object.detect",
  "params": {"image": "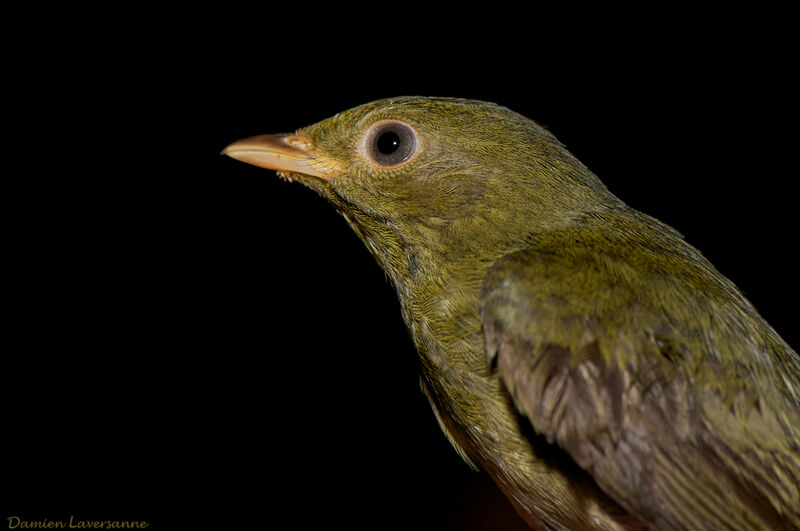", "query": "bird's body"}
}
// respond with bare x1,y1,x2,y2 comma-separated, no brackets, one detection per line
224,97,800,529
